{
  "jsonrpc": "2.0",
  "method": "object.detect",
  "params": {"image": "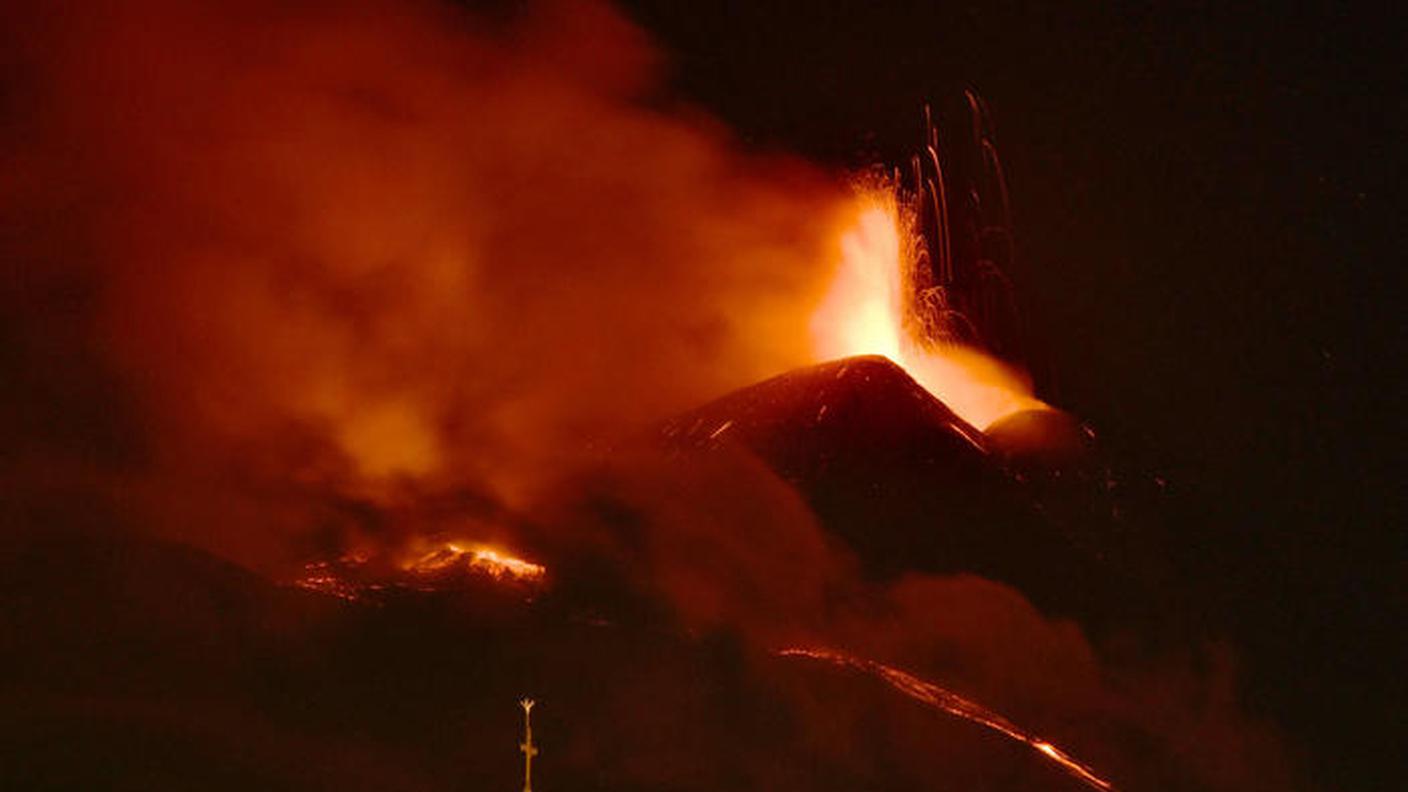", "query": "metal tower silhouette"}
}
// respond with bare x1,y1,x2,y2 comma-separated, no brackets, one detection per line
518,698,538,792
